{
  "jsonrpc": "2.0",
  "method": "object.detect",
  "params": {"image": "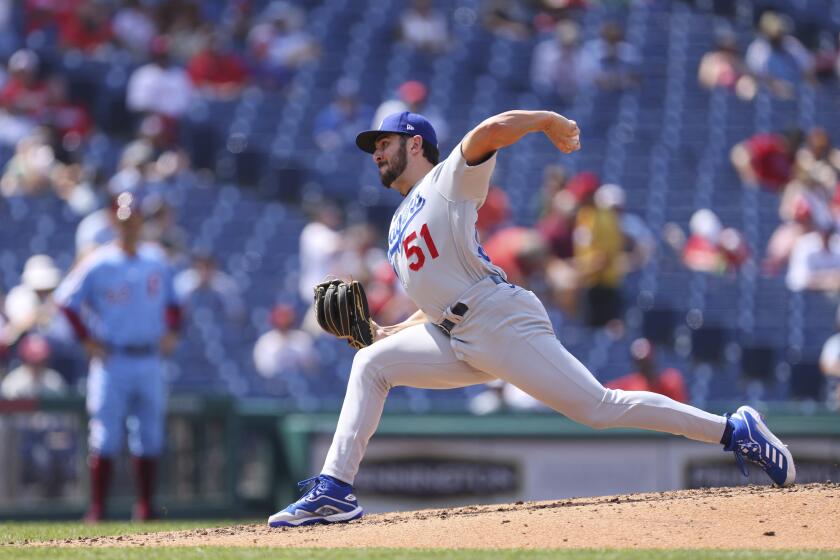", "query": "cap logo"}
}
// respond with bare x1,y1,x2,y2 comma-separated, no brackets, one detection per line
406,123,415,131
